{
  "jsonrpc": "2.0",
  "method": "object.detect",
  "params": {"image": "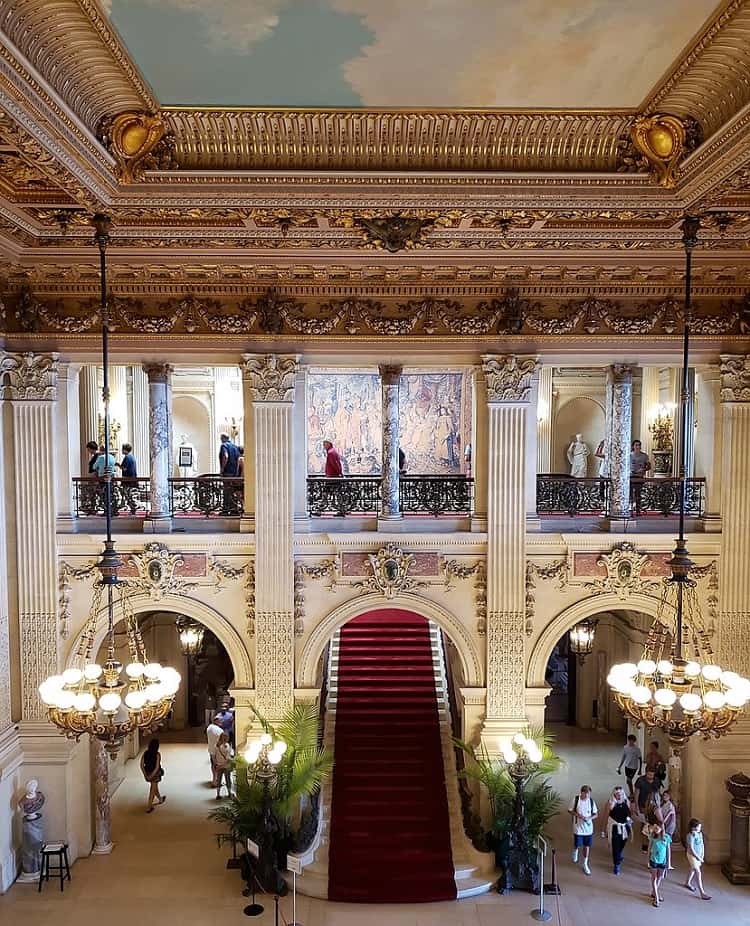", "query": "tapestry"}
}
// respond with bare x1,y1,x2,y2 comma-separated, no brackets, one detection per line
307,371,471,475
